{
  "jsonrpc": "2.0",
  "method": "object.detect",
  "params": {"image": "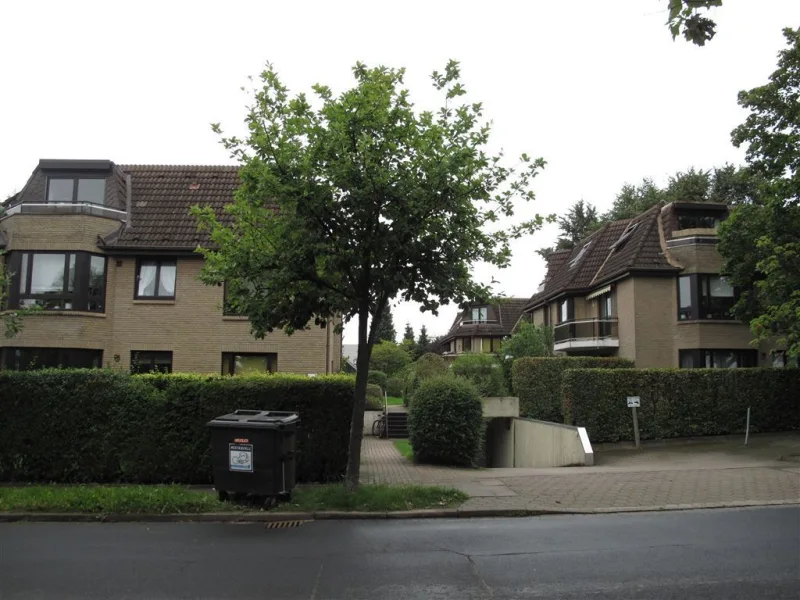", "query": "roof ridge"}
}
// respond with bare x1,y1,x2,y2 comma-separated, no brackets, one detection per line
119,164,240,171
